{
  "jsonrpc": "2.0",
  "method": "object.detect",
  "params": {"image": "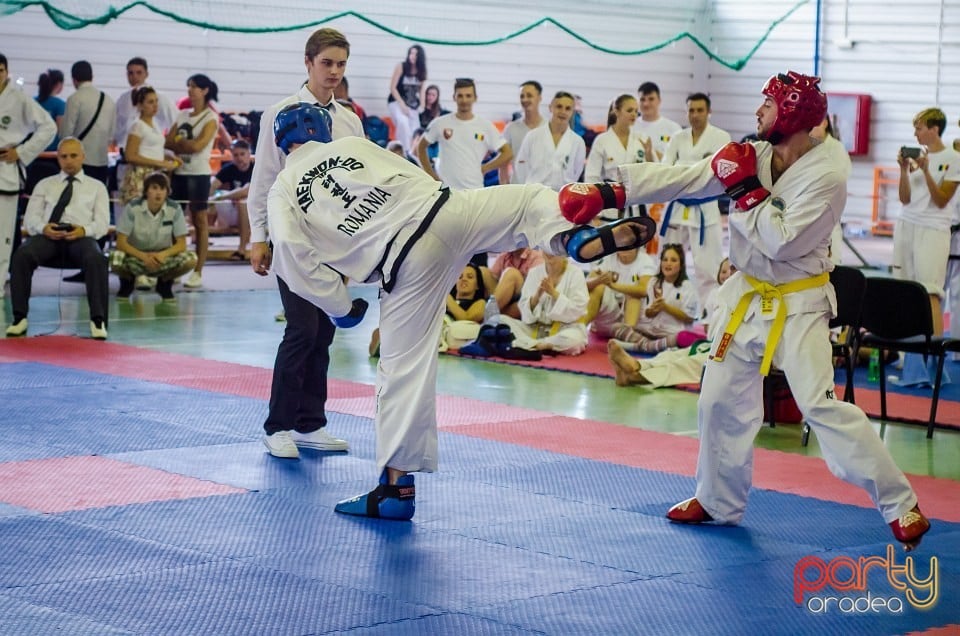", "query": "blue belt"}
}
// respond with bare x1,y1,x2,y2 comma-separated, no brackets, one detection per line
660,197,719,246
